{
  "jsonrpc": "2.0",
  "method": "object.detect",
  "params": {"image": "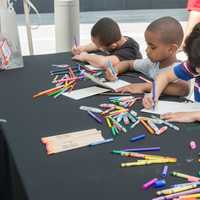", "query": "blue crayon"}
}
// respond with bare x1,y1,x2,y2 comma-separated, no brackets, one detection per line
154,179,166,188
89,138,114,146
130,134,145,142
162,165,168,177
